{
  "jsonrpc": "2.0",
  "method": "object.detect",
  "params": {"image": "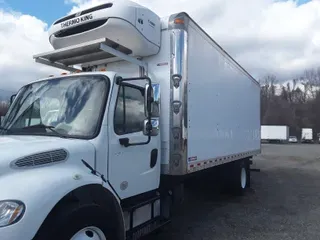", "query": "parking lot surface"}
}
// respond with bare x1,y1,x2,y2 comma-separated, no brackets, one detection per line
146,143,320,240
